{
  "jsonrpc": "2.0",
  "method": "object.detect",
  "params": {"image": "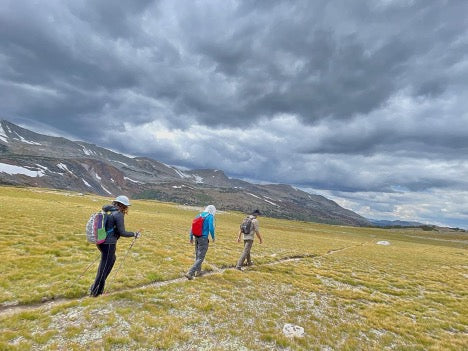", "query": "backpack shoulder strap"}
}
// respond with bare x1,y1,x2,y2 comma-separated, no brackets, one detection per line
104,210,115,234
